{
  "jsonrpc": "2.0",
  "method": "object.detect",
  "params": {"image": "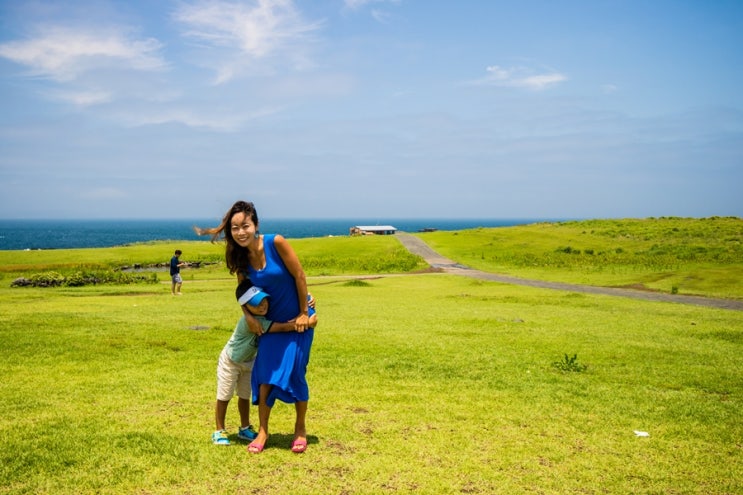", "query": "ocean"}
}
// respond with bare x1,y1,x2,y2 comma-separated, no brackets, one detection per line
0,218,554,251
